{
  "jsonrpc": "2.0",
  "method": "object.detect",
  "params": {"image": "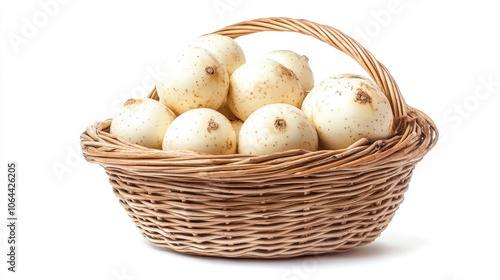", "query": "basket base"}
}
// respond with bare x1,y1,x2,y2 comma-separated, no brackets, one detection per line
137,222,392,259
120,197,399,259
